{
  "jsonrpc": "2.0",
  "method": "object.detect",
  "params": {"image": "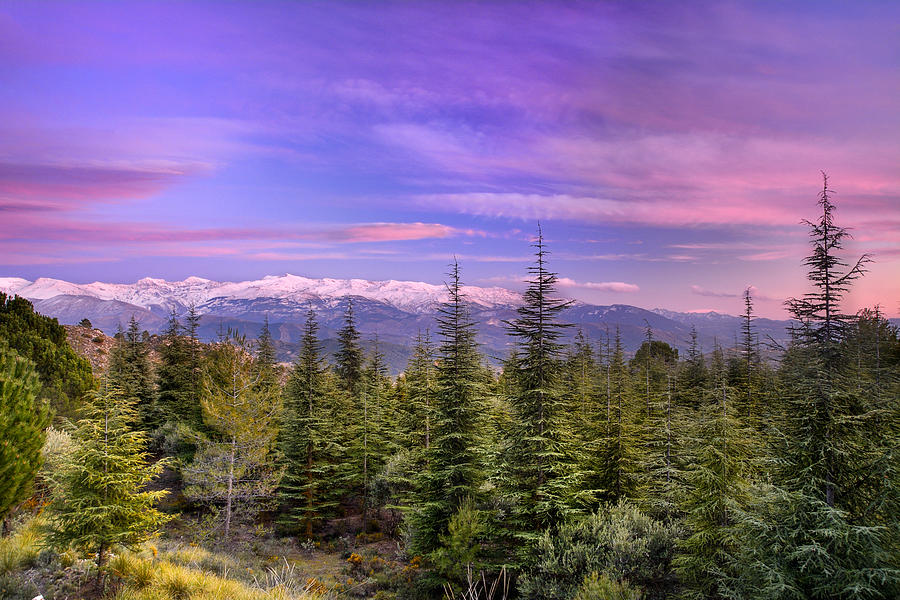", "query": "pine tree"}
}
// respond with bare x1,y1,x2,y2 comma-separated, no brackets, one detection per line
411,260,485,558
254,315,280,394
108,316,155,430
335,299,364,397
500,227,580,556
0,346,51,528
184,333,281,539
45,385,169,573
598,328,642,503
278,310,345,538
739,175,899,598
0,293,94,418
155,310,194,426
